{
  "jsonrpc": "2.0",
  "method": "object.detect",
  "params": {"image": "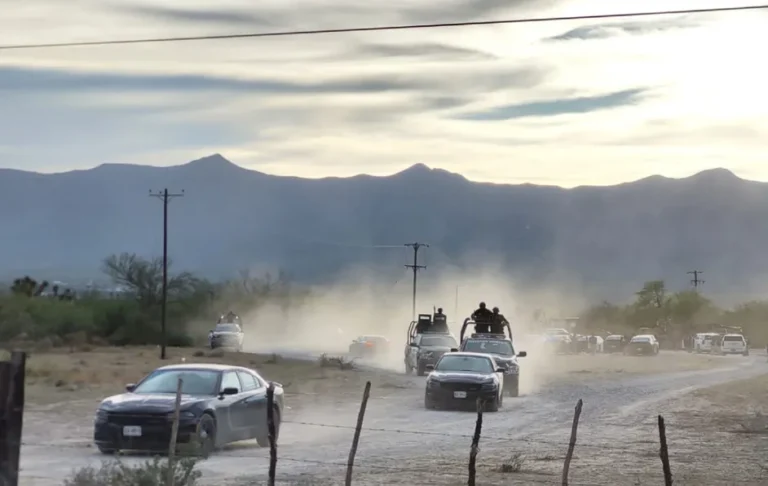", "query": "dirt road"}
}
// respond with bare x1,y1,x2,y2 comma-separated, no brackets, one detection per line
18,352,768,486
